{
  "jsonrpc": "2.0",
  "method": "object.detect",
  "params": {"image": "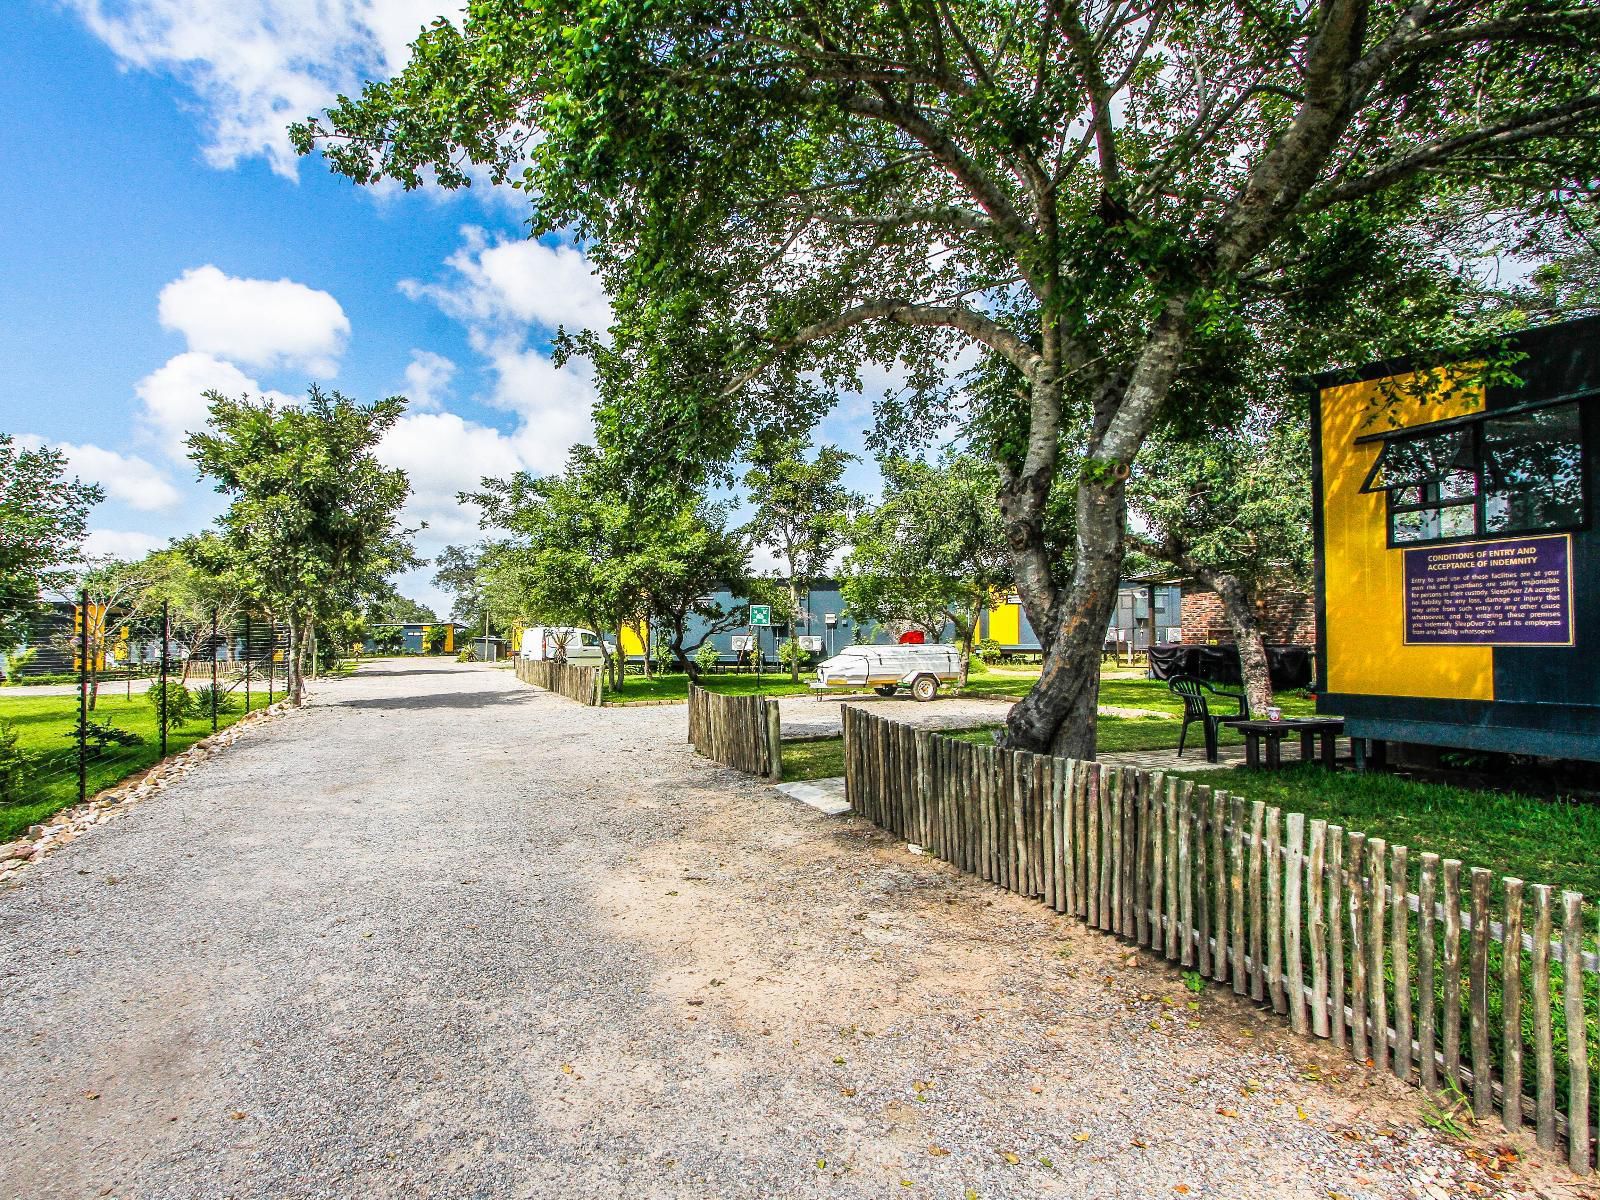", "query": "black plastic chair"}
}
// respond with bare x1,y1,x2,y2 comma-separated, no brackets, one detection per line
1168,675,1250,762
